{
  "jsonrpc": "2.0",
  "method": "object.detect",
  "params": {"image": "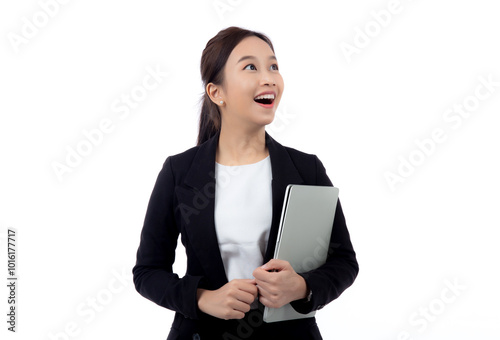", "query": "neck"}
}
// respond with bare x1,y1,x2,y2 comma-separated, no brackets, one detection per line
216,125,268,166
